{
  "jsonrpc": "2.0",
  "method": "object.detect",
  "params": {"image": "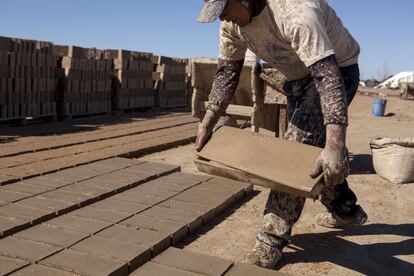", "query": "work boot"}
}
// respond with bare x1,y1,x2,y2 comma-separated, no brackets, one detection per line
316,205,368,228
244,240,282,269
